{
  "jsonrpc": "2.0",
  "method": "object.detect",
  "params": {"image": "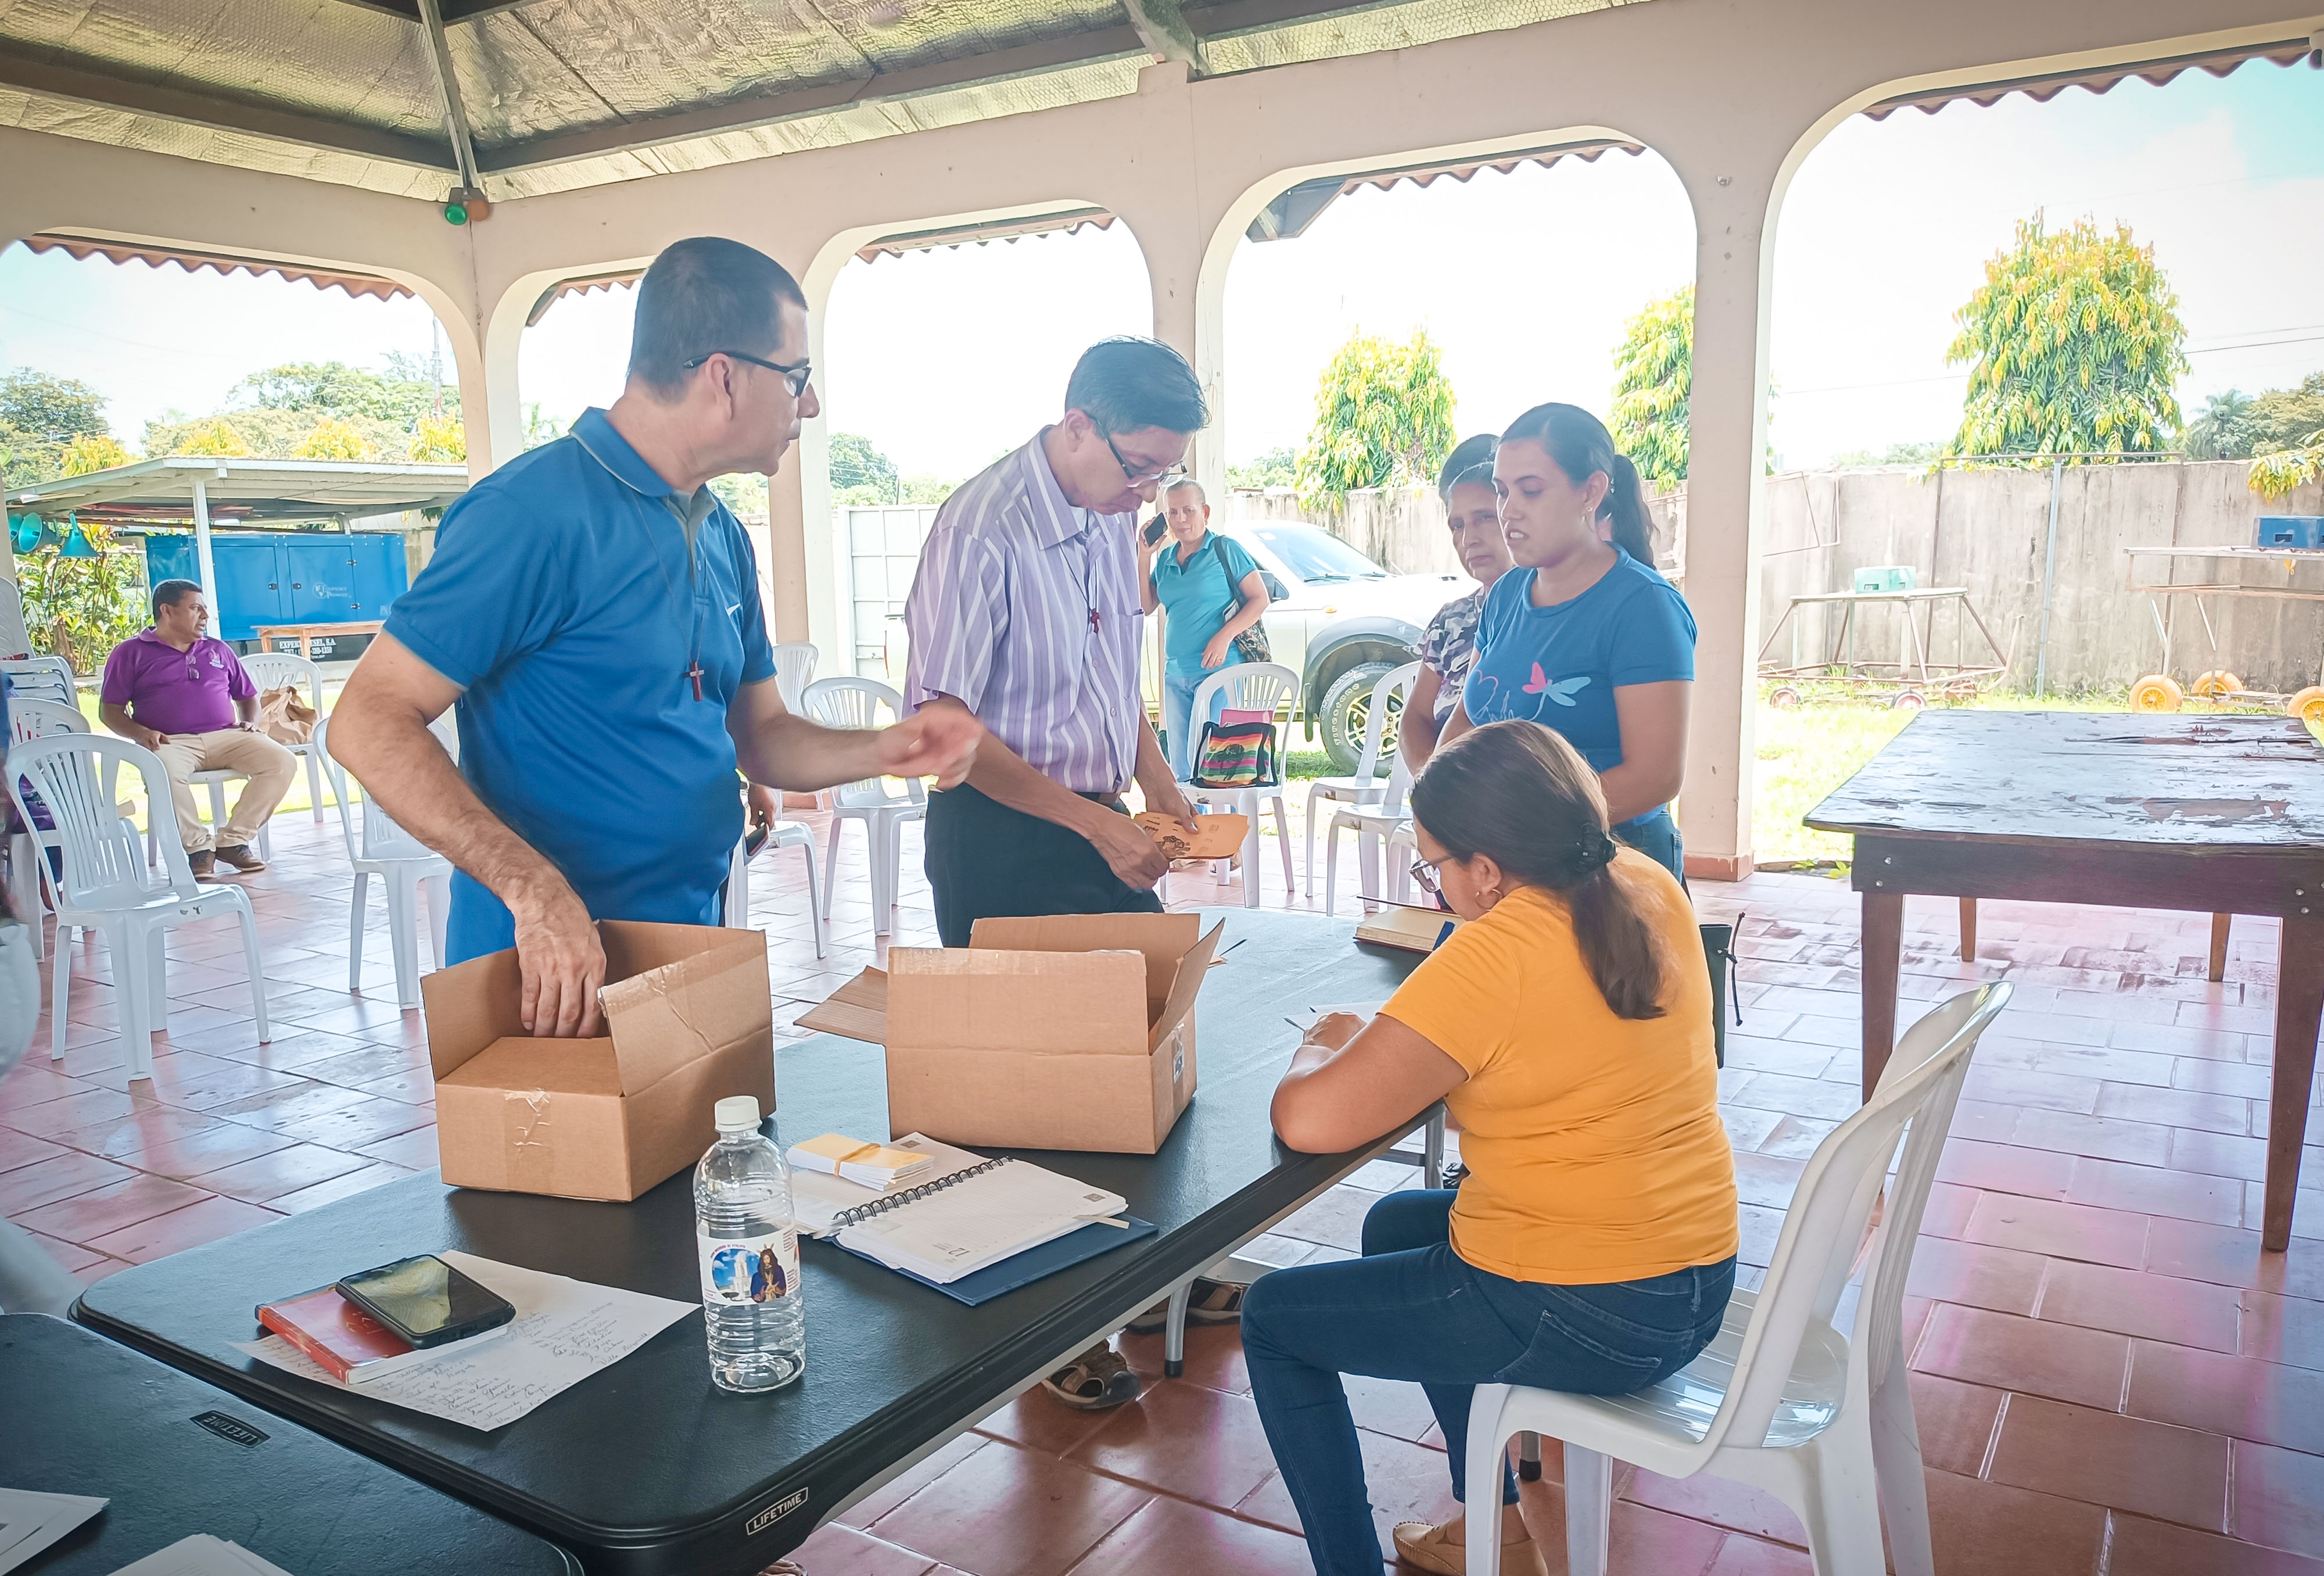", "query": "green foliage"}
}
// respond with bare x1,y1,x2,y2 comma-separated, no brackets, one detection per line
1946,214,2188,462
899,474,955,505
292,416,377,461
1294,330,1457,513
2250,443,2323,500
408,412,466,463
2182,389,2259,460
2246,372,2324,455
1831,440,1945,468
0,368,108,443
1609,285,1693,488
59,435,134,475
146,407,408,461
829,433,899,502
1227,446,1297,490
523,404,564,450
19,517,143,671
709,474,769,517
225,360,455,430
